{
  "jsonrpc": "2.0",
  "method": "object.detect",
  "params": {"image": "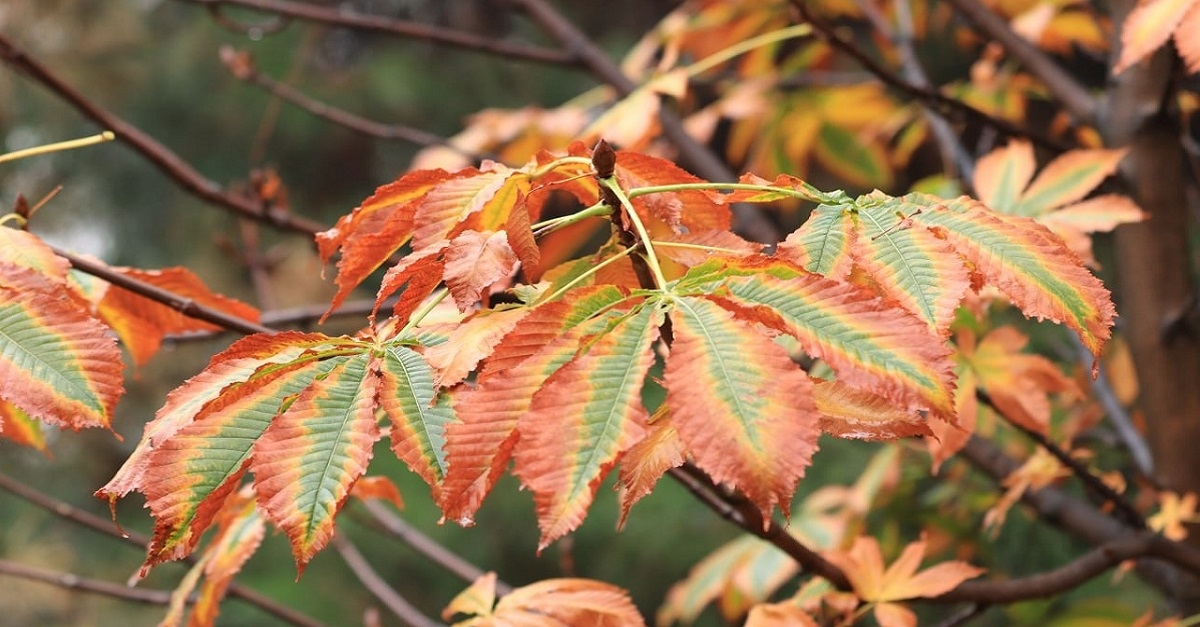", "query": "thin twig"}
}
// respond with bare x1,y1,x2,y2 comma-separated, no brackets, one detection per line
791,1,1071,153
182,0,578,67
332,534,444,627
221,47,489,160
1069,333,1154,476
977,390,1147,529
0,474,332,627
50,244,276,336
0,32,325,237
945,0,1098,125
360,501,512,596
0,559,176,605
